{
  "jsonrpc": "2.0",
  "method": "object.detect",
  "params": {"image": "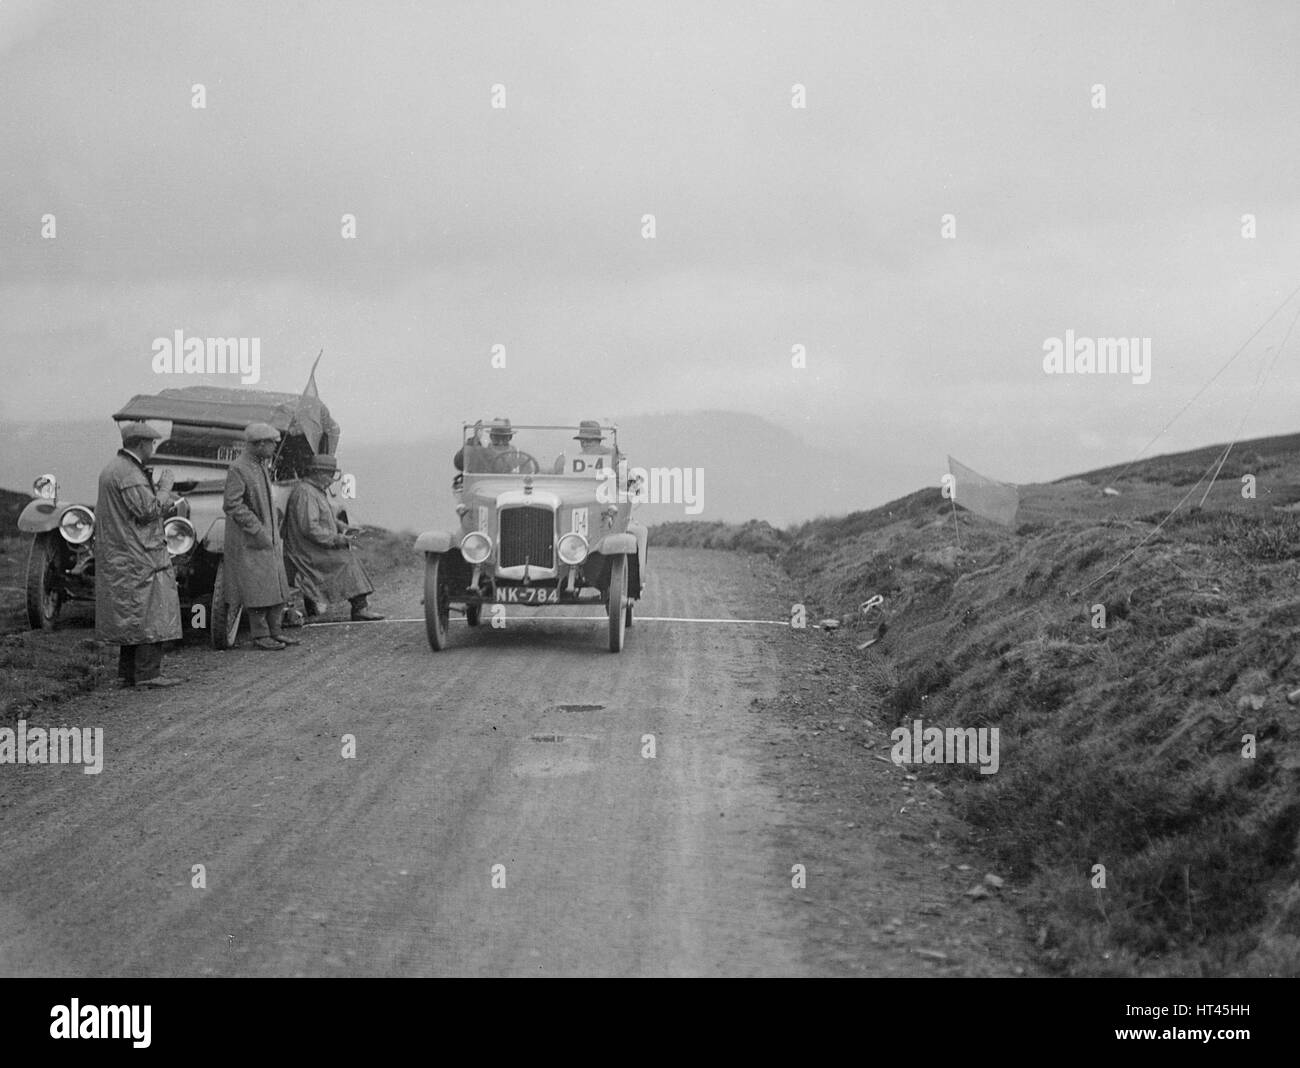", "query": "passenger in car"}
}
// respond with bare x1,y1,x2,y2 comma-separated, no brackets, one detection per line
552,420,616,474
